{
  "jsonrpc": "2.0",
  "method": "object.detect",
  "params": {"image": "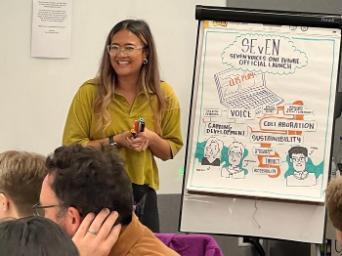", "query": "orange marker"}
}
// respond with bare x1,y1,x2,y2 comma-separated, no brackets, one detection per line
130,128,137,138
134,120,139,133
